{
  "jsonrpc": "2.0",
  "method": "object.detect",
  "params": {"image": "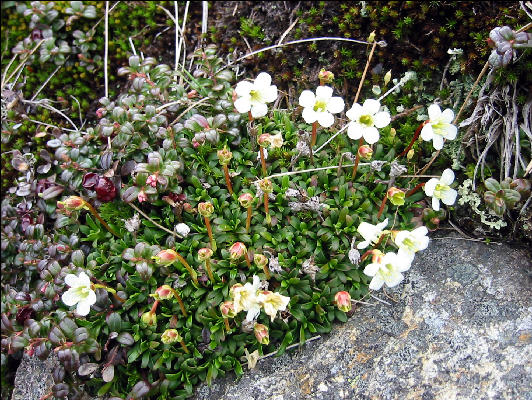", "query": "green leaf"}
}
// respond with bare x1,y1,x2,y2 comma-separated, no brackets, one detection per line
484,178,501,192
276,330,294,357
